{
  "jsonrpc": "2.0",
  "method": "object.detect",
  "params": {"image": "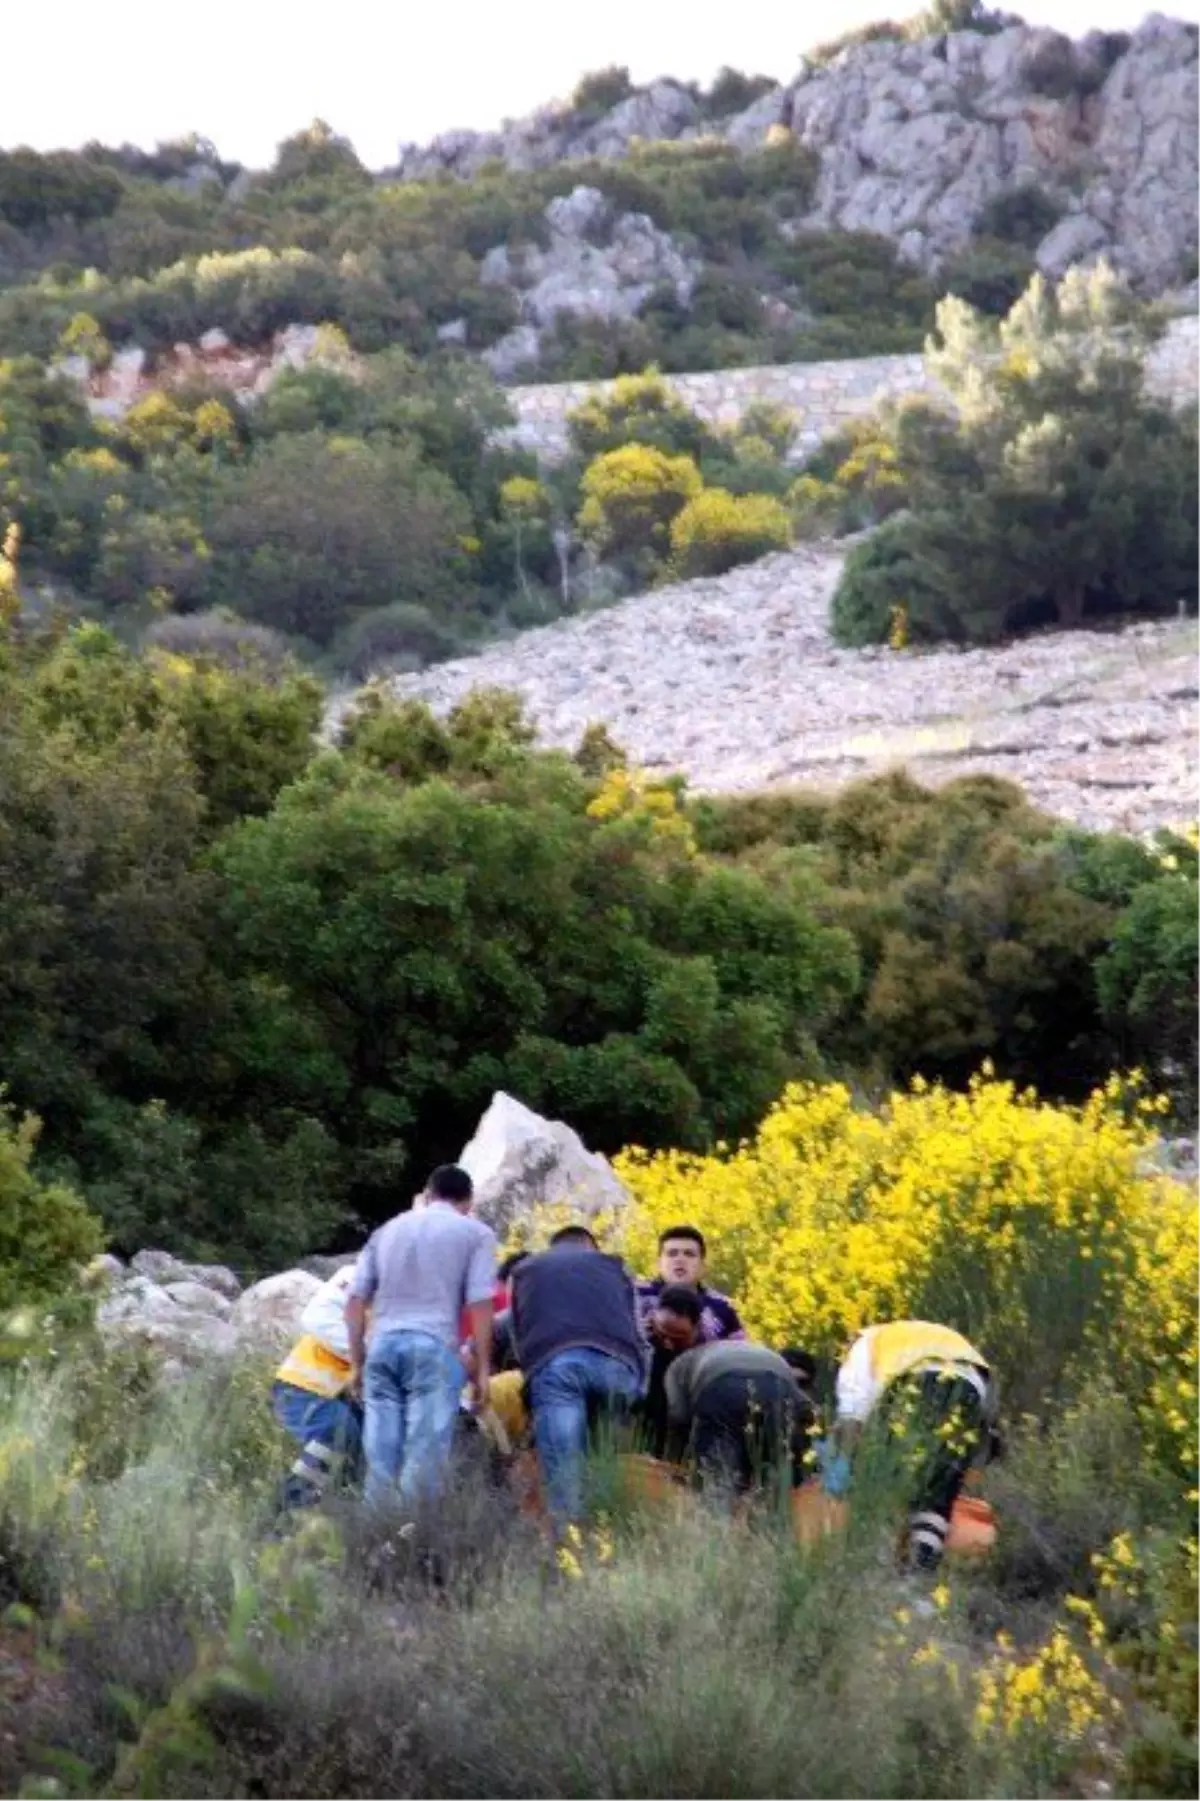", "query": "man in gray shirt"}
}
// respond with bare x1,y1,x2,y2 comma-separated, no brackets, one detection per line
346,1164,497,1510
